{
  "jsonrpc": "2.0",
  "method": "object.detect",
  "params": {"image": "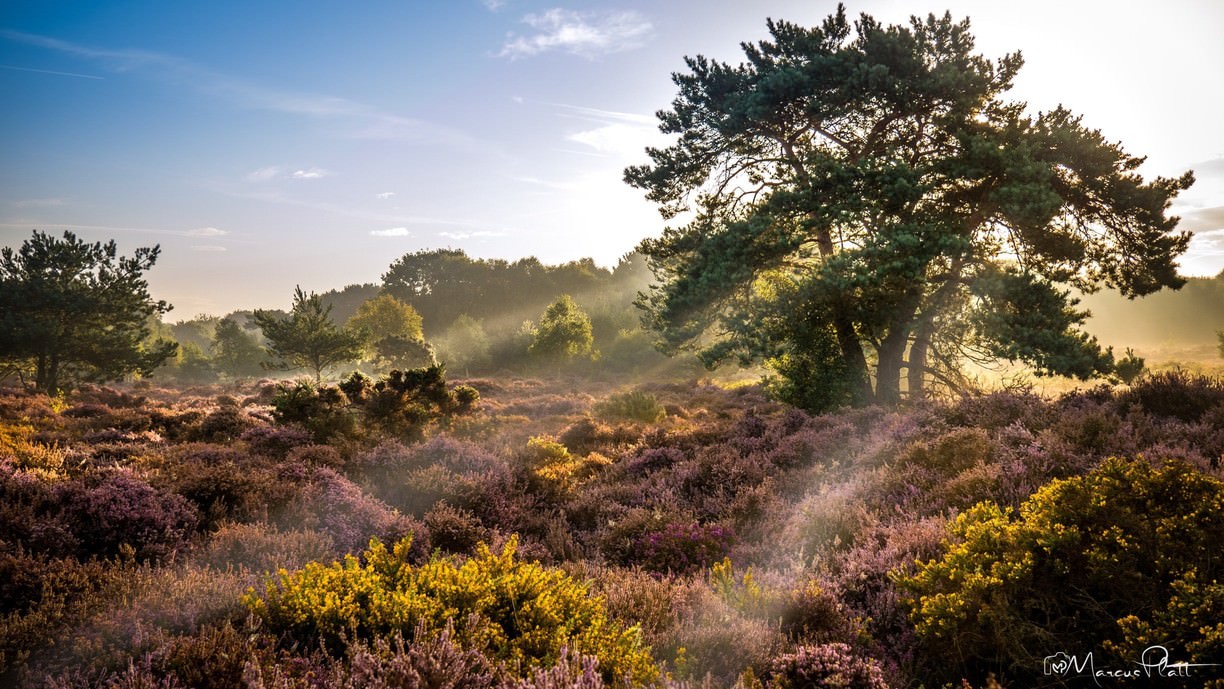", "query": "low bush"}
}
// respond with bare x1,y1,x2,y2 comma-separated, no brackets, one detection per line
594,391,666,424
766,643,889,689
897,456,1224,686
245,535,658,685
57,472,200,561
